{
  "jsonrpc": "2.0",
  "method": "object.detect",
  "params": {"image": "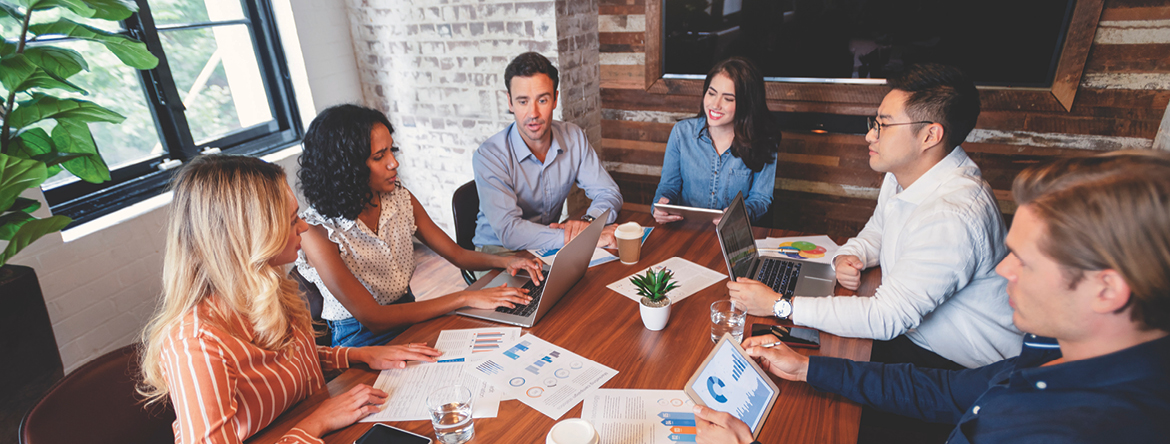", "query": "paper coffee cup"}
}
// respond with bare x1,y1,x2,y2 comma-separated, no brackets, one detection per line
614,222,643,265
546,418,600,444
